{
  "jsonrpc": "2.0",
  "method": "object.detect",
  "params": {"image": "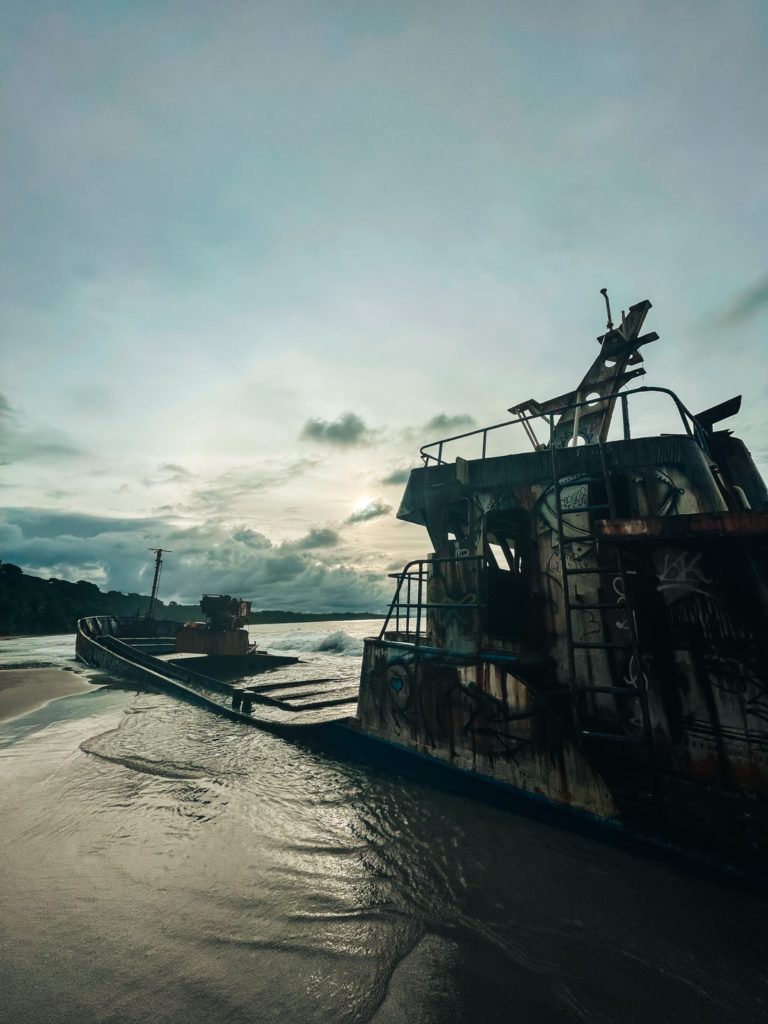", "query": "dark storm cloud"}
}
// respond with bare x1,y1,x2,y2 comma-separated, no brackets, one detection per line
260,553,305,581
0,508,168,591
1,506,389,612
397,413,476,449
423,413,475,433
233,528,273,549
282,527,339,550
2,508,166,539
715,275,768,326
381,467,412,485
346,500,391,524
300,412,370,446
